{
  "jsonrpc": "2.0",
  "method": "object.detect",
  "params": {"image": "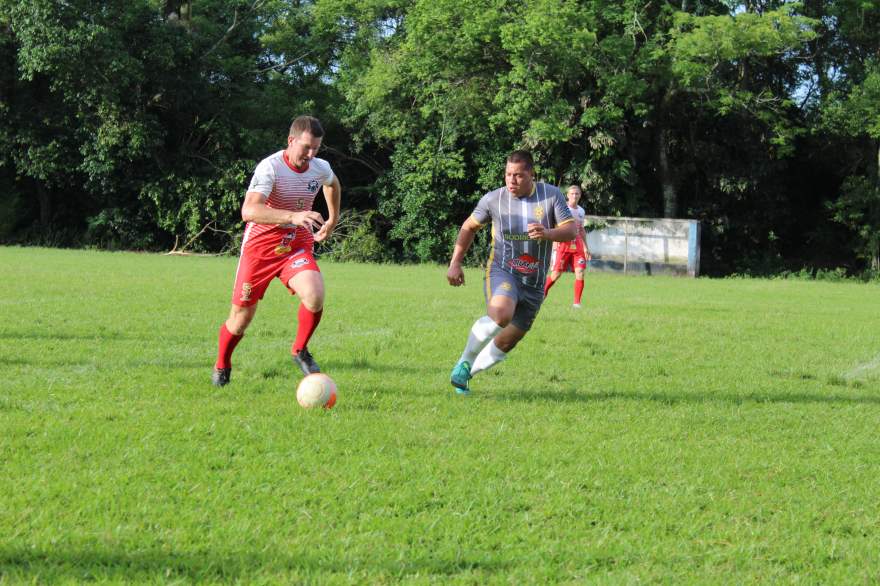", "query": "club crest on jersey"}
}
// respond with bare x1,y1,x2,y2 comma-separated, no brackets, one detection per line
533,204,545,221
308,179,320,193
240,282,253,302
508,254,540,275
275,233,295,255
